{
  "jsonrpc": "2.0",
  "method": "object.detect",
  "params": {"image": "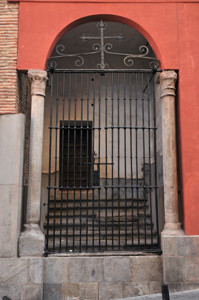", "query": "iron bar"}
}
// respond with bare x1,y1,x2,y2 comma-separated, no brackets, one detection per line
73,73,78,251
97,73,101,251
147,73,154,245
47,185,158,190
129,73,134,248
66,73,72,251
79,73,84,251
48,69,162,74
123,73,128,248
52,73,59,251
86,73,90,251
45,71,54,253
60,72,66,250
111,72,114,250
117,72,121,250
141,72,147,247
135,73,140,248
49,125,156,130
105,73,108,250
45,70,161,253
153,76,160,248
